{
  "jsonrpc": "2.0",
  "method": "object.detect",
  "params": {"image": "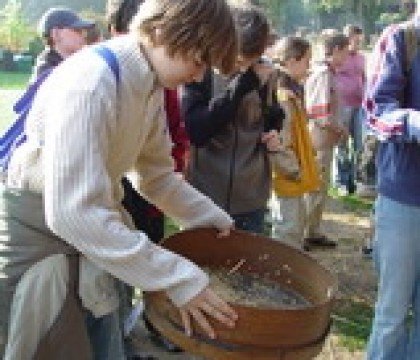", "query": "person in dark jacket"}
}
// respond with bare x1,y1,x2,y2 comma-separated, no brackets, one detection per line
182,4,284,235
32,7,94,80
